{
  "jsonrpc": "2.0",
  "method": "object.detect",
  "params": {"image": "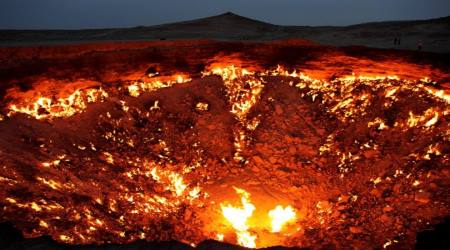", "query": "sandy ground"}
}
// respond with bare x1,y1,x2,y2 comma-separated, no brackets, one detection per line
0,12,449,53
